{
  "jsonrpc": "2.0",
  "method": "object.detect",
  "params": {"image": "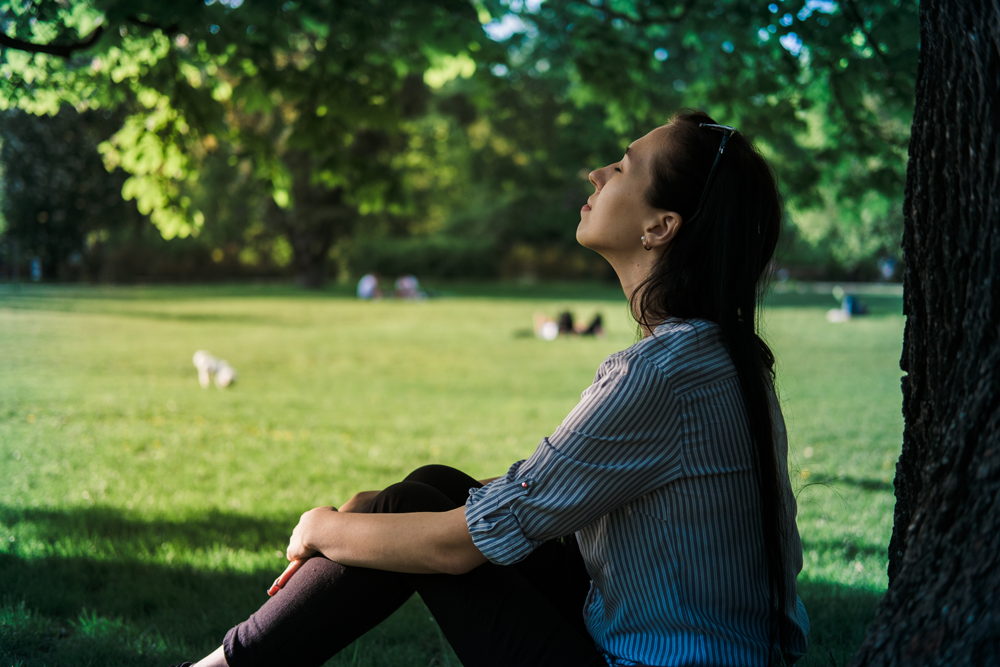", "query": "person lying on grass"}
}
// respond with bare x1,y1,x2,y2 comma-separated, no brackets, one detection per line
173,110,810,667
